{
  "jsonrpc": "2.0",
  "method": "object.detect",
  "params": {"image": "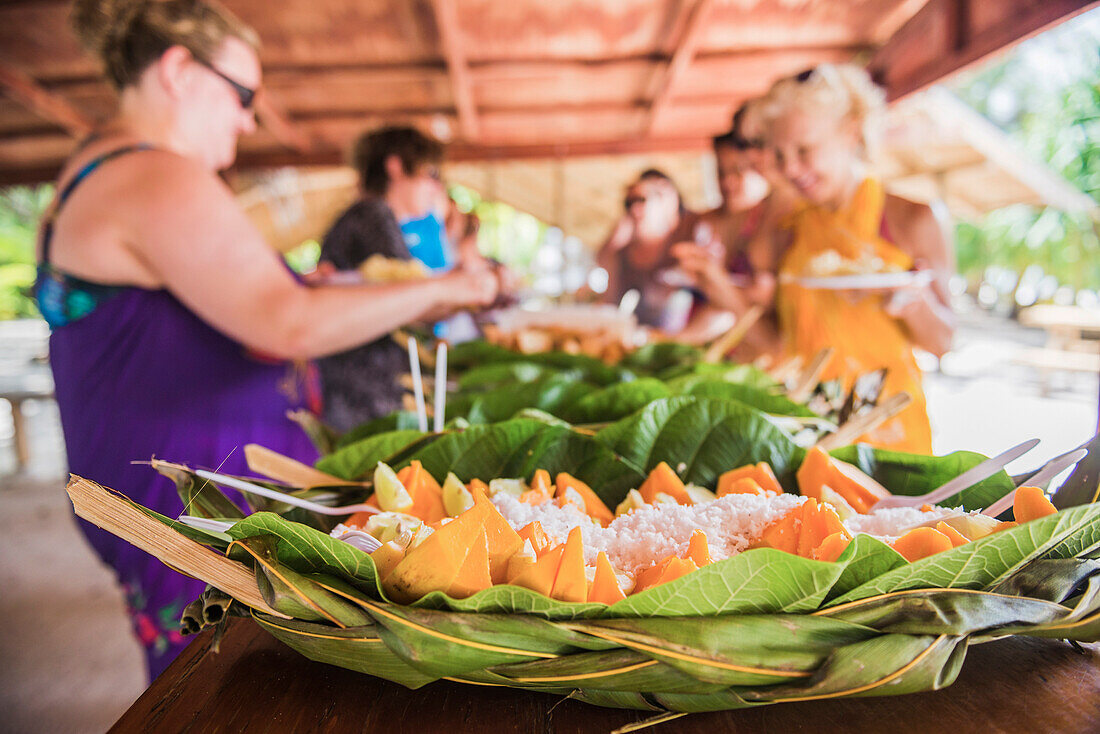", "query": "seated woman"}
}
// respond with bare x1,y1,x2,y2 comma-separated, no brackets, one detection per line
318,126,500,430
761,64,954,452
42,0,500,679
597,169,730,341
673,104,798,359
